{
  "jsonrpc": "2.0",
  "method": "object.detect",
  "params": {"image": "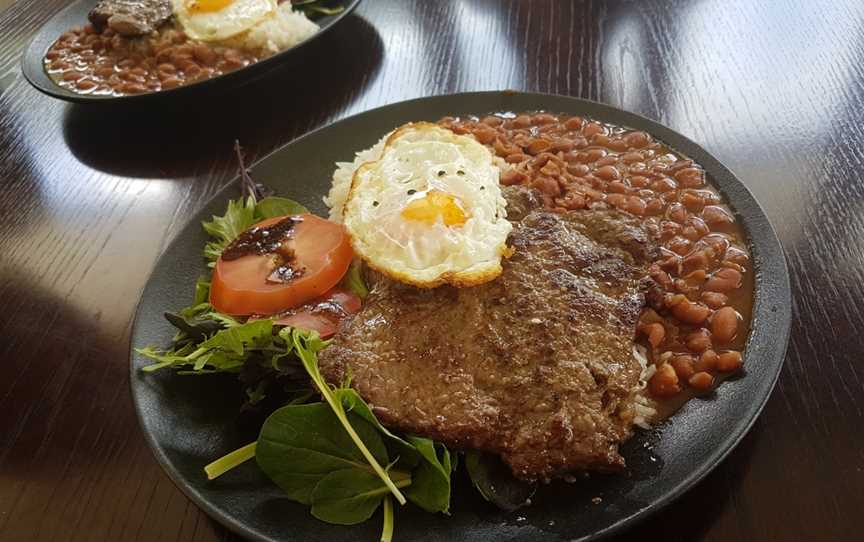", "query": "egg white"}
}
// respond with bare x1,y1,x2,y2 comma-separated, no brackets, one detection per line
343,123,512,288
173,0,277,42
